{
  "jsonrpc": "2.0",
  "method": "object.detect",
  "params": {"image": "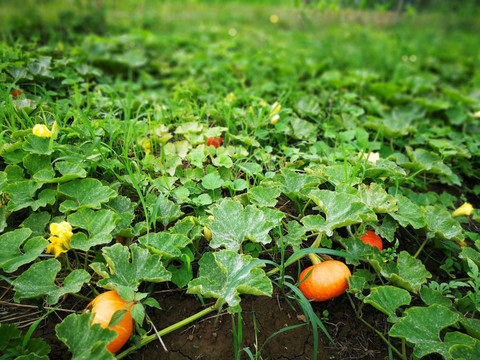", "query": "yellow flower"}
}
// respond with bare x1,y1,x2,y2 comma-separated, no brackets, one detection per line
363,152,380,164
139,139,151,154
225,92,236,103
32,124,52,138
270,113,280,125
270,14,279,23
452,202,474,217
269,102,281,124
45,221,73,258
455,240,468,247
